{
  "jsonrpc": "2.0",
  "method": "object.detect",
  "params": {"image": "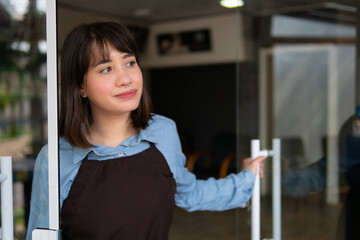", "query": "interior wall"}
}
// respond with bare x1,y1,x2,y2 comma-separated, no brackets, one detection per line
57,7,149,51
150,64,236,149
150,63,237,178
149,61,258,179
57,9,252,68
141,13,248,68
